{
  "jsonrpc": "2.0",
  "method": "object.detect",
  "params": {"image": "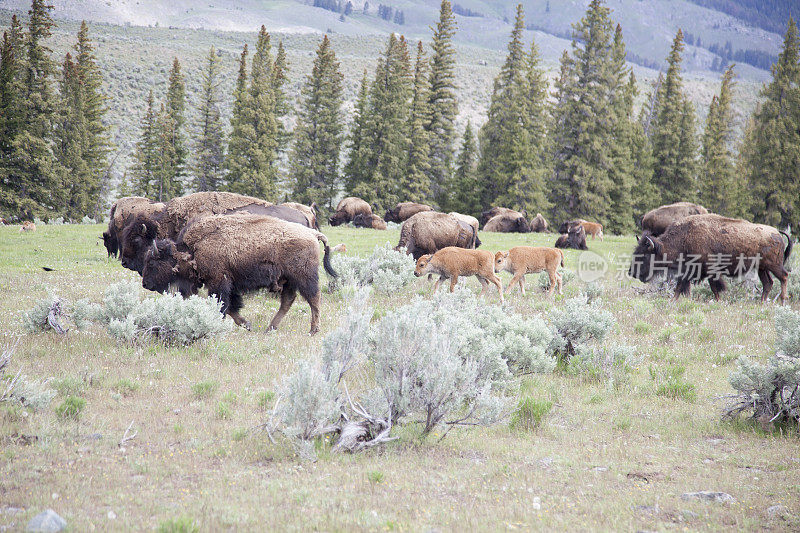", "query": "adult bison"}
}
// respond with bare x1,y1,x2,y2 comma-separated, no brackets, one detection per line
555,222,588,250
641,202,708,237
281,202,319,230
118,191,276,273
395,211,477,260
384,202,433,223
141,214,337,334
352,213,387,230
529,213,549,232
103,196,165,257
484,212,531,233
629,214,792,304
480,207,527,227
448,212,482,248
328,197,371,226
